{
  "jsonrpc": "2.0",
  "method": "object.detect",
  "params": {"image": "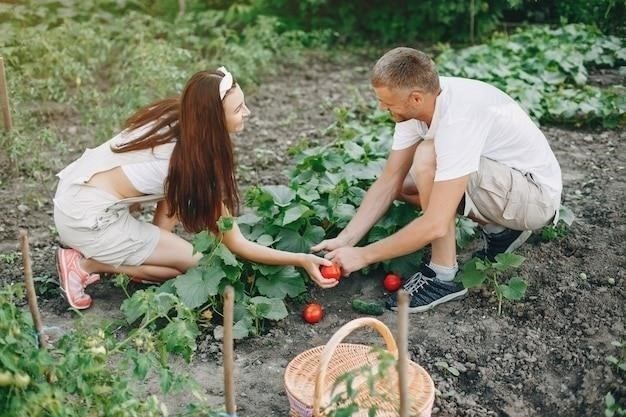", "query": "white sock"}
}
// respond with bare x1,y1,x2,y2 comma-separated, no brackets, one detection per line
483,223,506,234
429,262,458,282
